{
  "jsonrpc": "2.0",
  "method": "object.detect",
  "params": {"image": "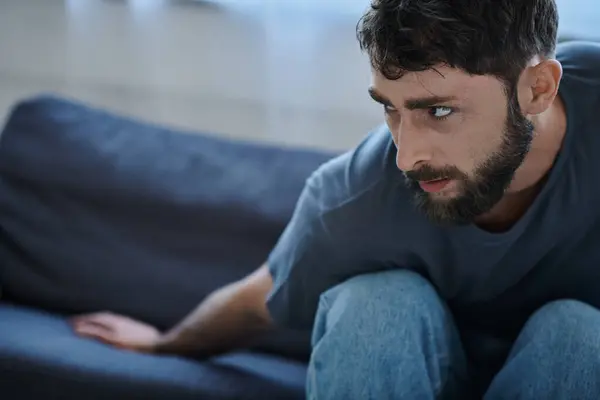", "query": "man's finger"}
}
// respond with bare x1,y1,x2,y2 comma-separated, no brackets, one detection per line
70,312,113,325
73,322,115,341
